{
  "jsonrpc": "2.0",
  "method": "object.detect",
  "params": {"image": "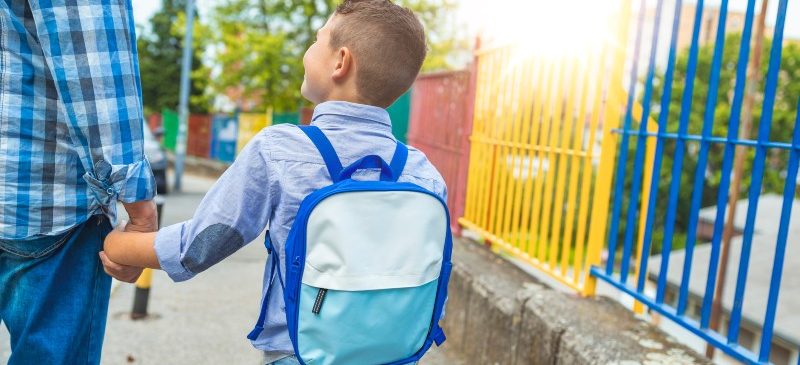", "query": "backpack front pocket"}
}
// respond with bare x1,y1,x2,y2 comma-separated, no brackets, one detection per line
295,280,437,365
